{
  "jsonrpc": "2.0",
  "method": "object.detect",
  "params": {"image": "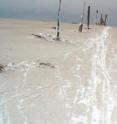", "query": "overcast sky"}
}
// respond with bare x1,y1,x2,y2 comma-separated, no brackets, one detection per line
0,0,116,26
